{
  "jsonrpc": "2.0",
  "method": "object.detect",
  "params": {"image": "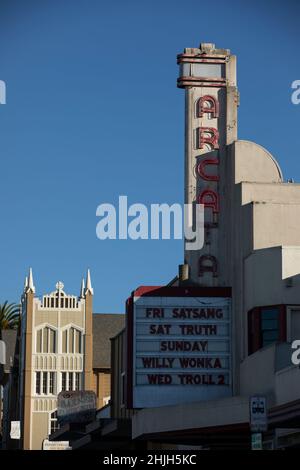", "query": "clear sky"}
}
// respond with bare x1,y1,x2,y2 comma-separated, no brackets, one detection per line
0,0,299,313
